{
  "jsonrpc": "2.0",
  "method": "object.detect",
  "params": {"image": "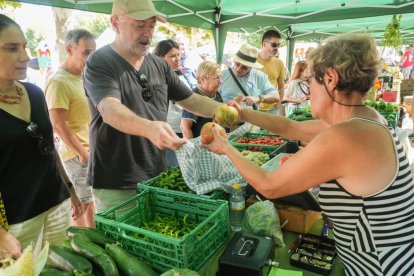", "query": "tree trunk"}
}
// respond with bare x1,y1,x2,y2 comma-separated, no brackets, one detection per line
53,7,72,64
